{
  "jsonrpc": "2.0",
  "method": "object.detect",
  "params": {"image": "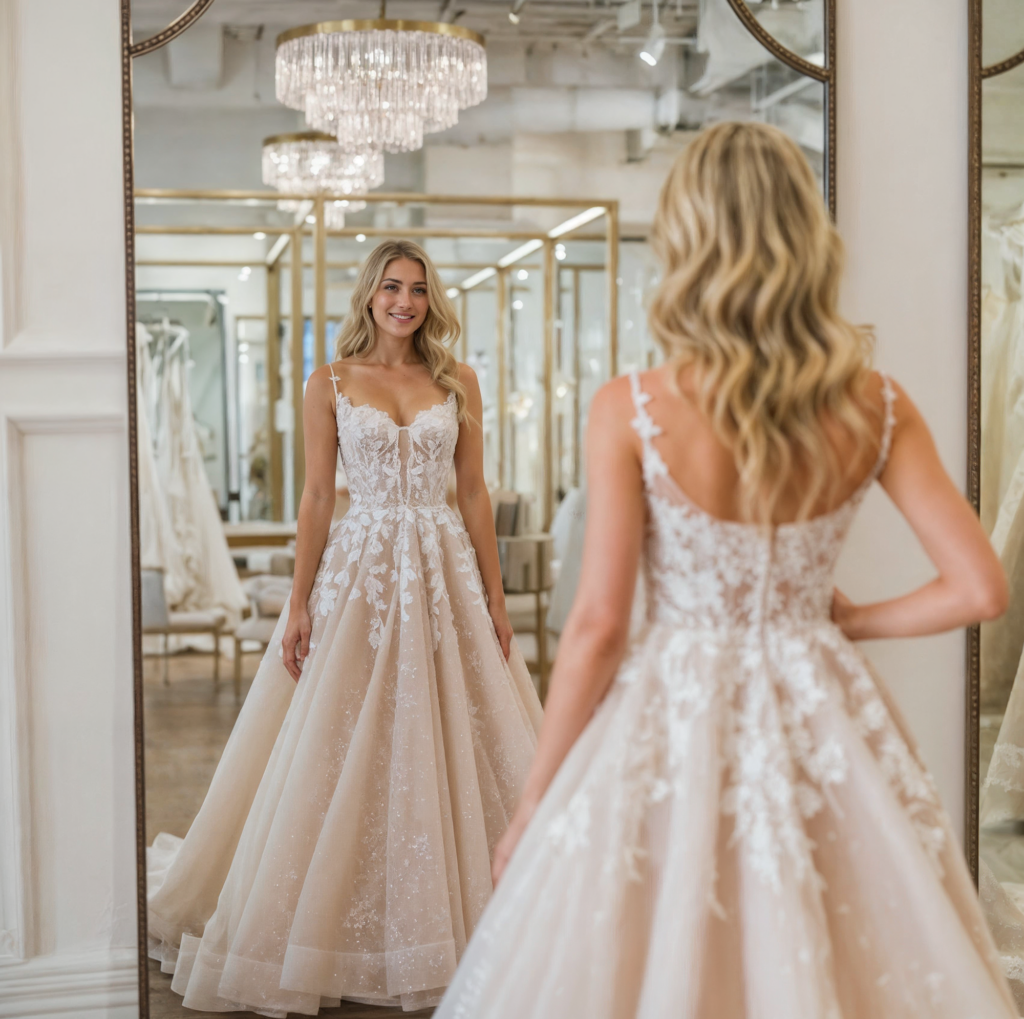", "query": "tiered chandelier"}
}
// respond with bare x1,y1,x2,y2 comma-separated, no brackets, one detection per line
275,19,487,154
262,131,385,228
